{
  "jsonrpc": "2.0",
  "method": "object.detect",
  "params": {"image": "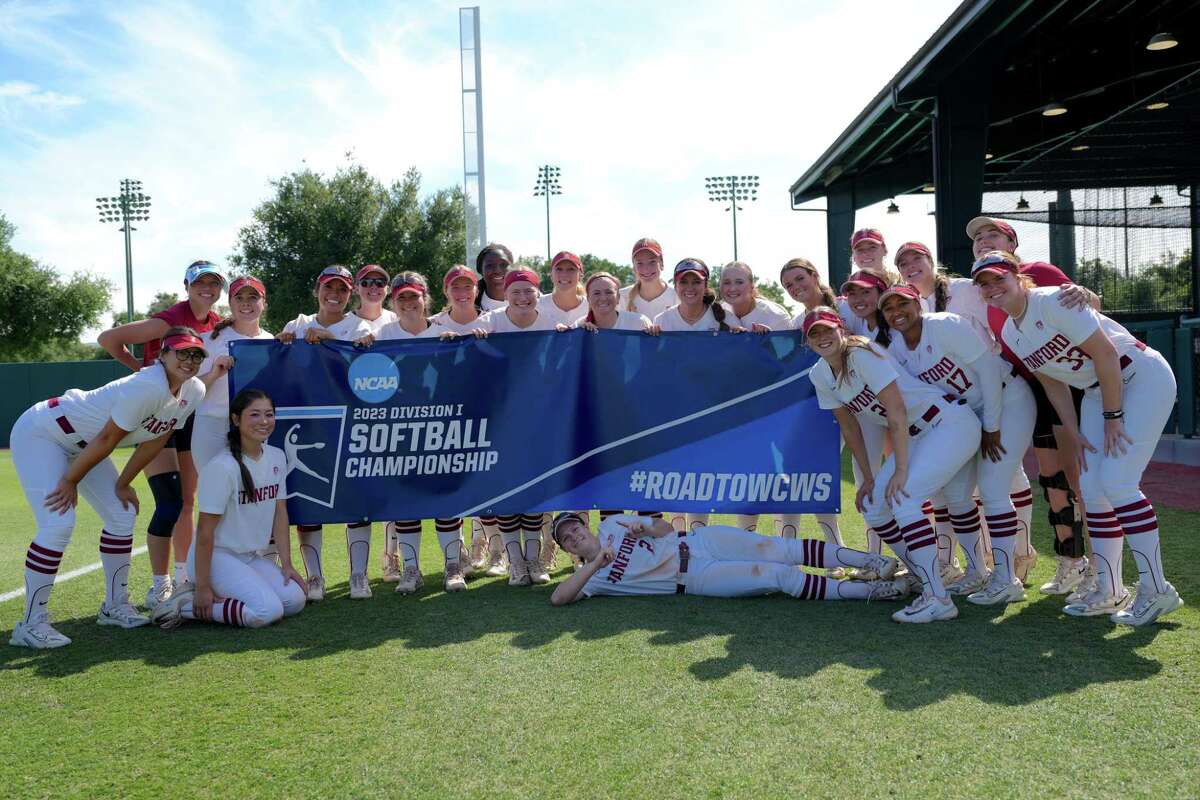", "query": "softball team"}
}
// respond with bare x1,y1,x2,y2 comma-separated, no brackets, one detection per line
621,237,678,321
